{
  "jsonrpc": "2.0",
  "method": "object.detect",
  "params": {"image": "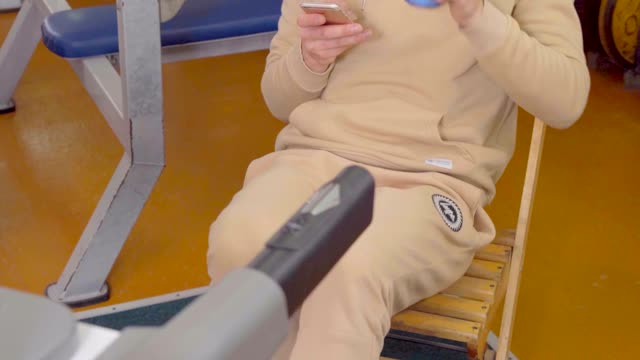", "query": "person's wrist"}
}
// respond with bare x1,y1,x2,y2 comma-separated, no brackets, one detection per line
458,0,509,57
285,41,333,92
301,49,331,74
